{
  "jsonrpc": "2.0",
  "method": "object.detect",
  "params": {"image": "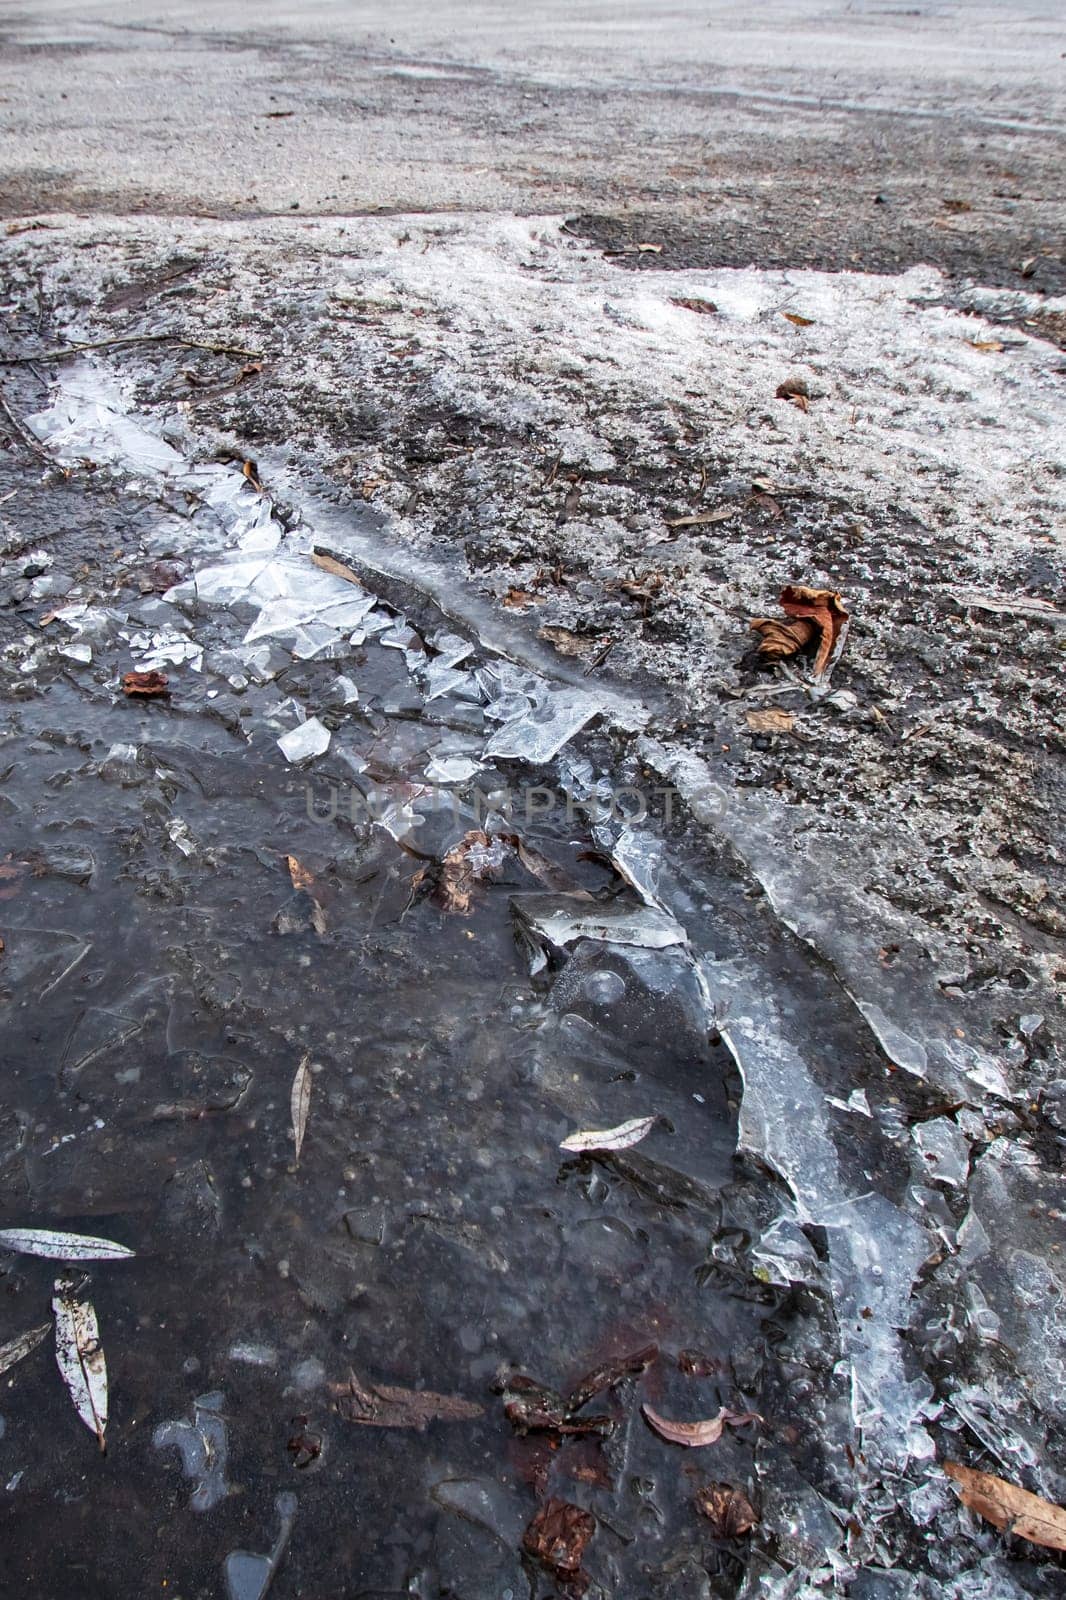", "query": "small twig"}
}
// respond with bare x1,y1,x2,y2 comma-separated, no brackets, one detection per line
0,334,262,365
0,388,50,460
